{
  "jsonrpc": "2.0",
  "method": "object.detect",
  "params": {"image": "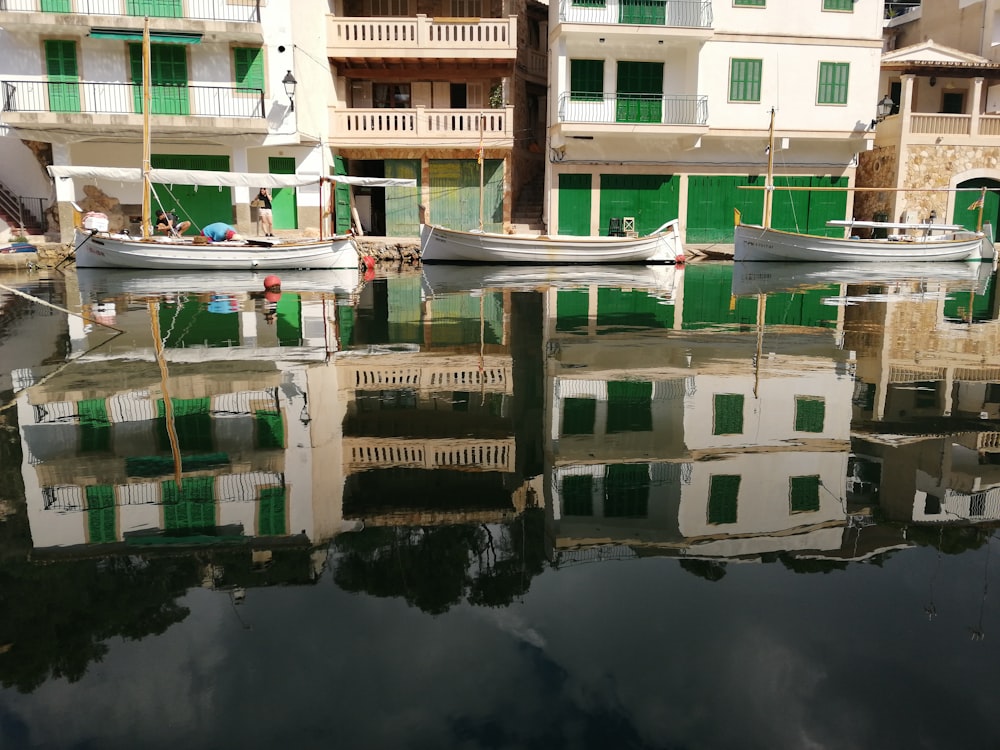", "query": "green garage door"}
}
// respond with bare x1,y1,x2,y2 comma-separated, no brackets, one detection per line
268,156,298,230
150,154,231,234
599,173,678,236
386,159,421,237
558,173,591,235
429,159,503,232
686,176,768,244
953,178,1000,238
